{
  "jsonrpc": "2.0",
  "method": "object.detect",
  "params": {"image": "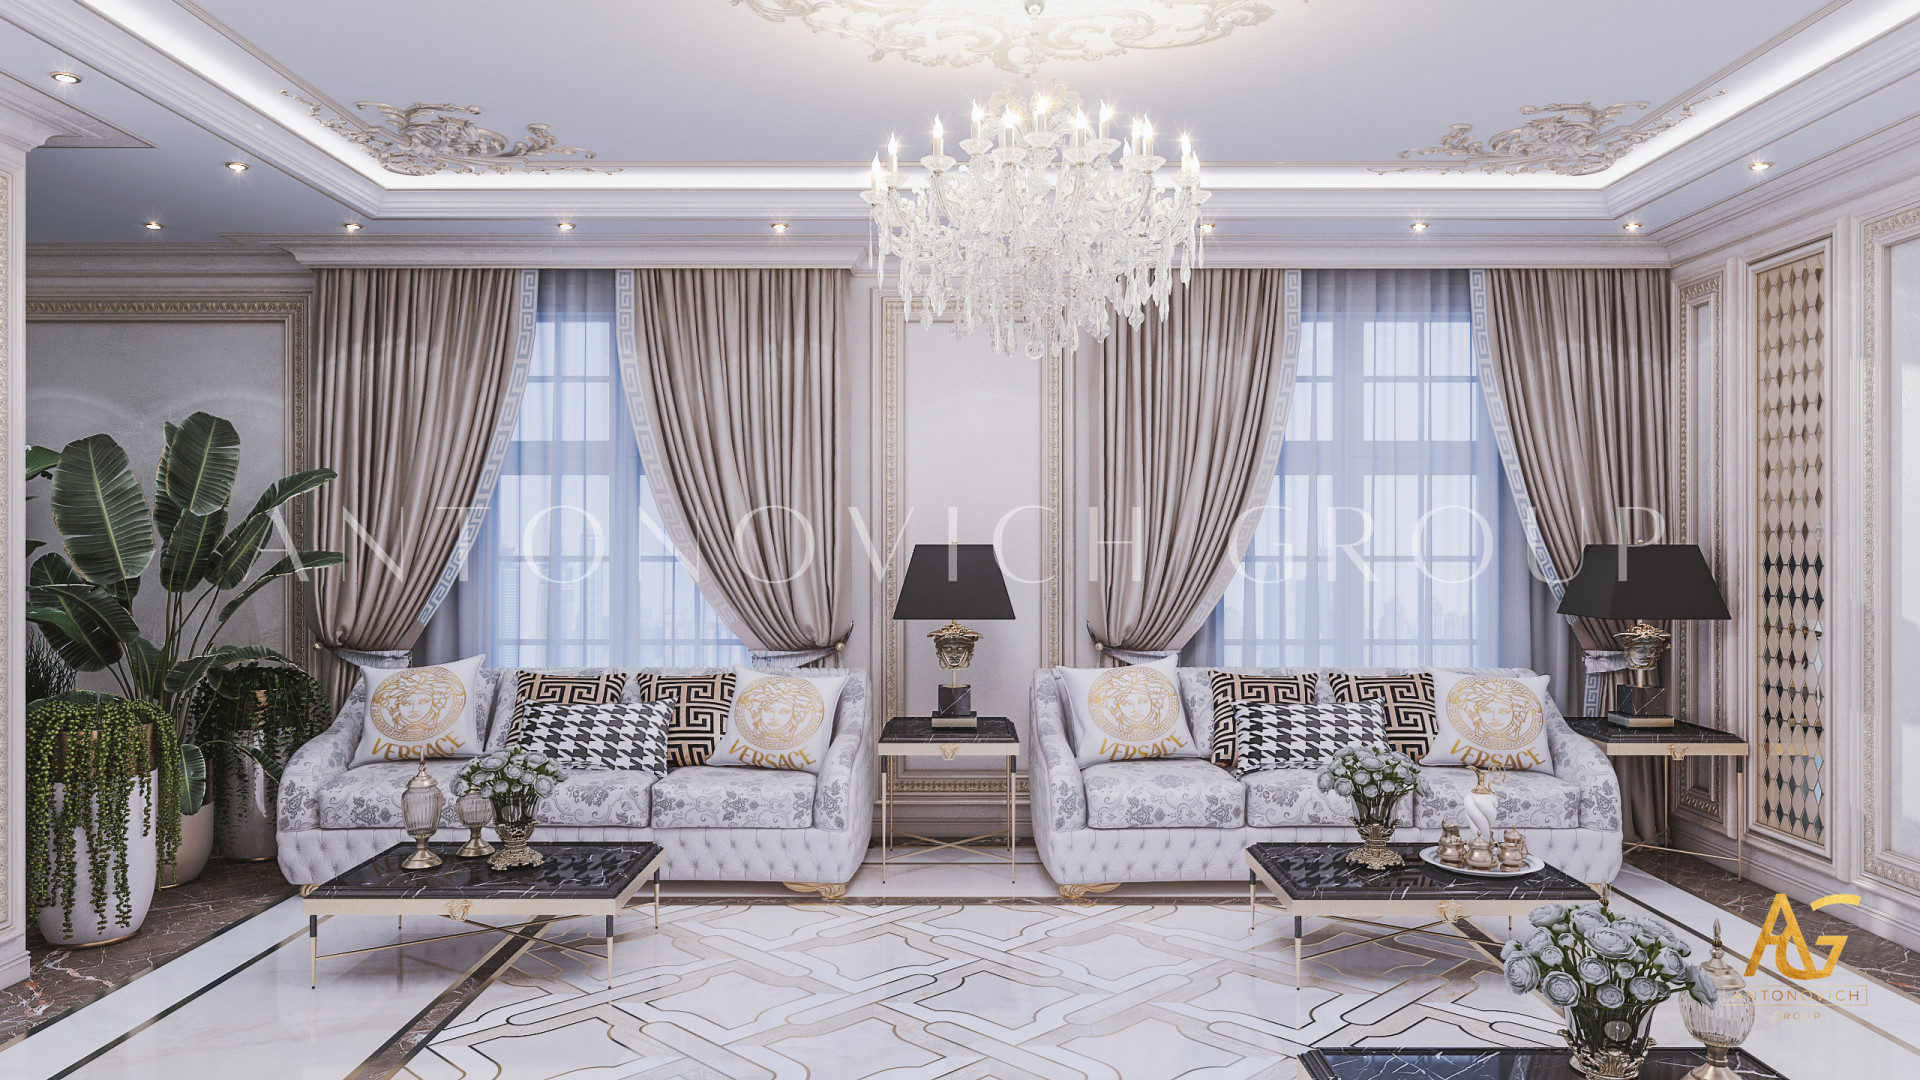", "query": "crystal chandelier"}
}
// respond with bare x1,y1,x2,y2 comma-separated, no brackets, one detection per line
864,78,1210,360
